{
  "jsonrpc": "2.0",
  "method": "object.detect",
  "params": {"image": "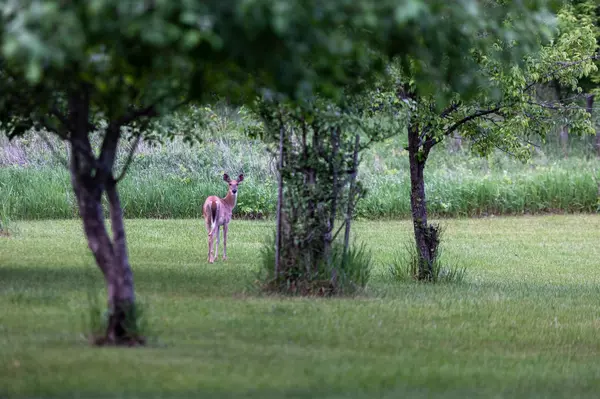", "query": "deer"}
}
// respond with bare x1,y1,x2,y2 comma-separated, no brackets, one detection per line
202,173,244,263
